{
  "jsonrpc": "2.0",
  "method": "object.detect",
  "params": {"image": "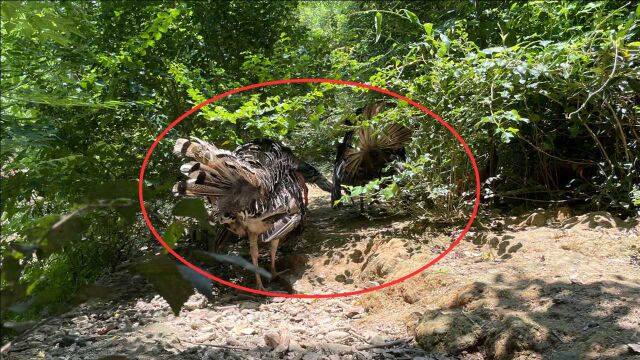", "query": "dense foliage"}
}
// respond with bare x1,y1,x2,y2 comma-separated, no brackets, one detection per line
1,0,638,330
